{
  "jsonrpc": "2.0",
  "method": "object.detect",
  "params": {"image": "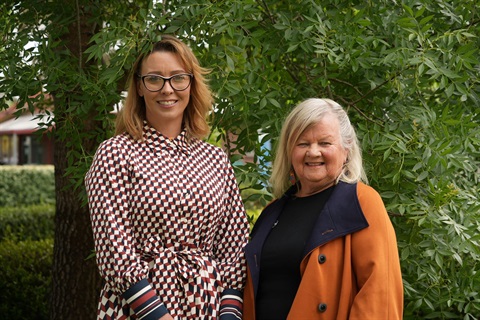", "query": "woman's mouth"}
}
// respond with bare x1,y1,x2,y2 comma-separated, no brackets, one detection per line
306,161,324,166
157,100,177,106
